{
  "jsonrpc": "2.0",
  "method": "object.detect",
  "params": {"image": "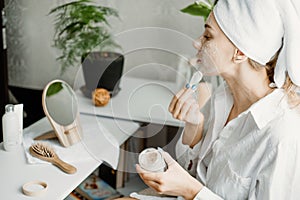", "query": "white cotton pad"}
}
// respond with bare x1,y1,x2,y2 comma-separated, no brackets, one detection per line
189,71,203,86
